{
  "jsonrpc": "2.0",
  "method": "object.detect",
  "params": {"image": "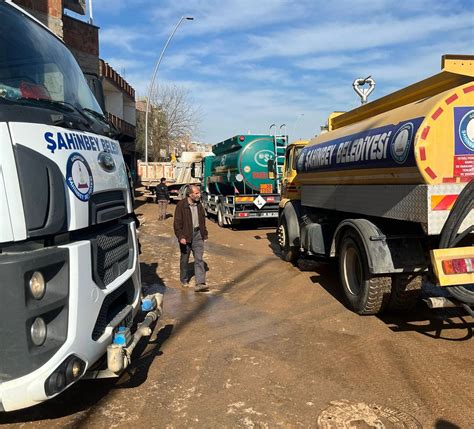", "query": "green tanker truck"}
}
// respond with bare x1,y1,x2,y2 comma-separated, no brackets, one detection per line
192,134,287,227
